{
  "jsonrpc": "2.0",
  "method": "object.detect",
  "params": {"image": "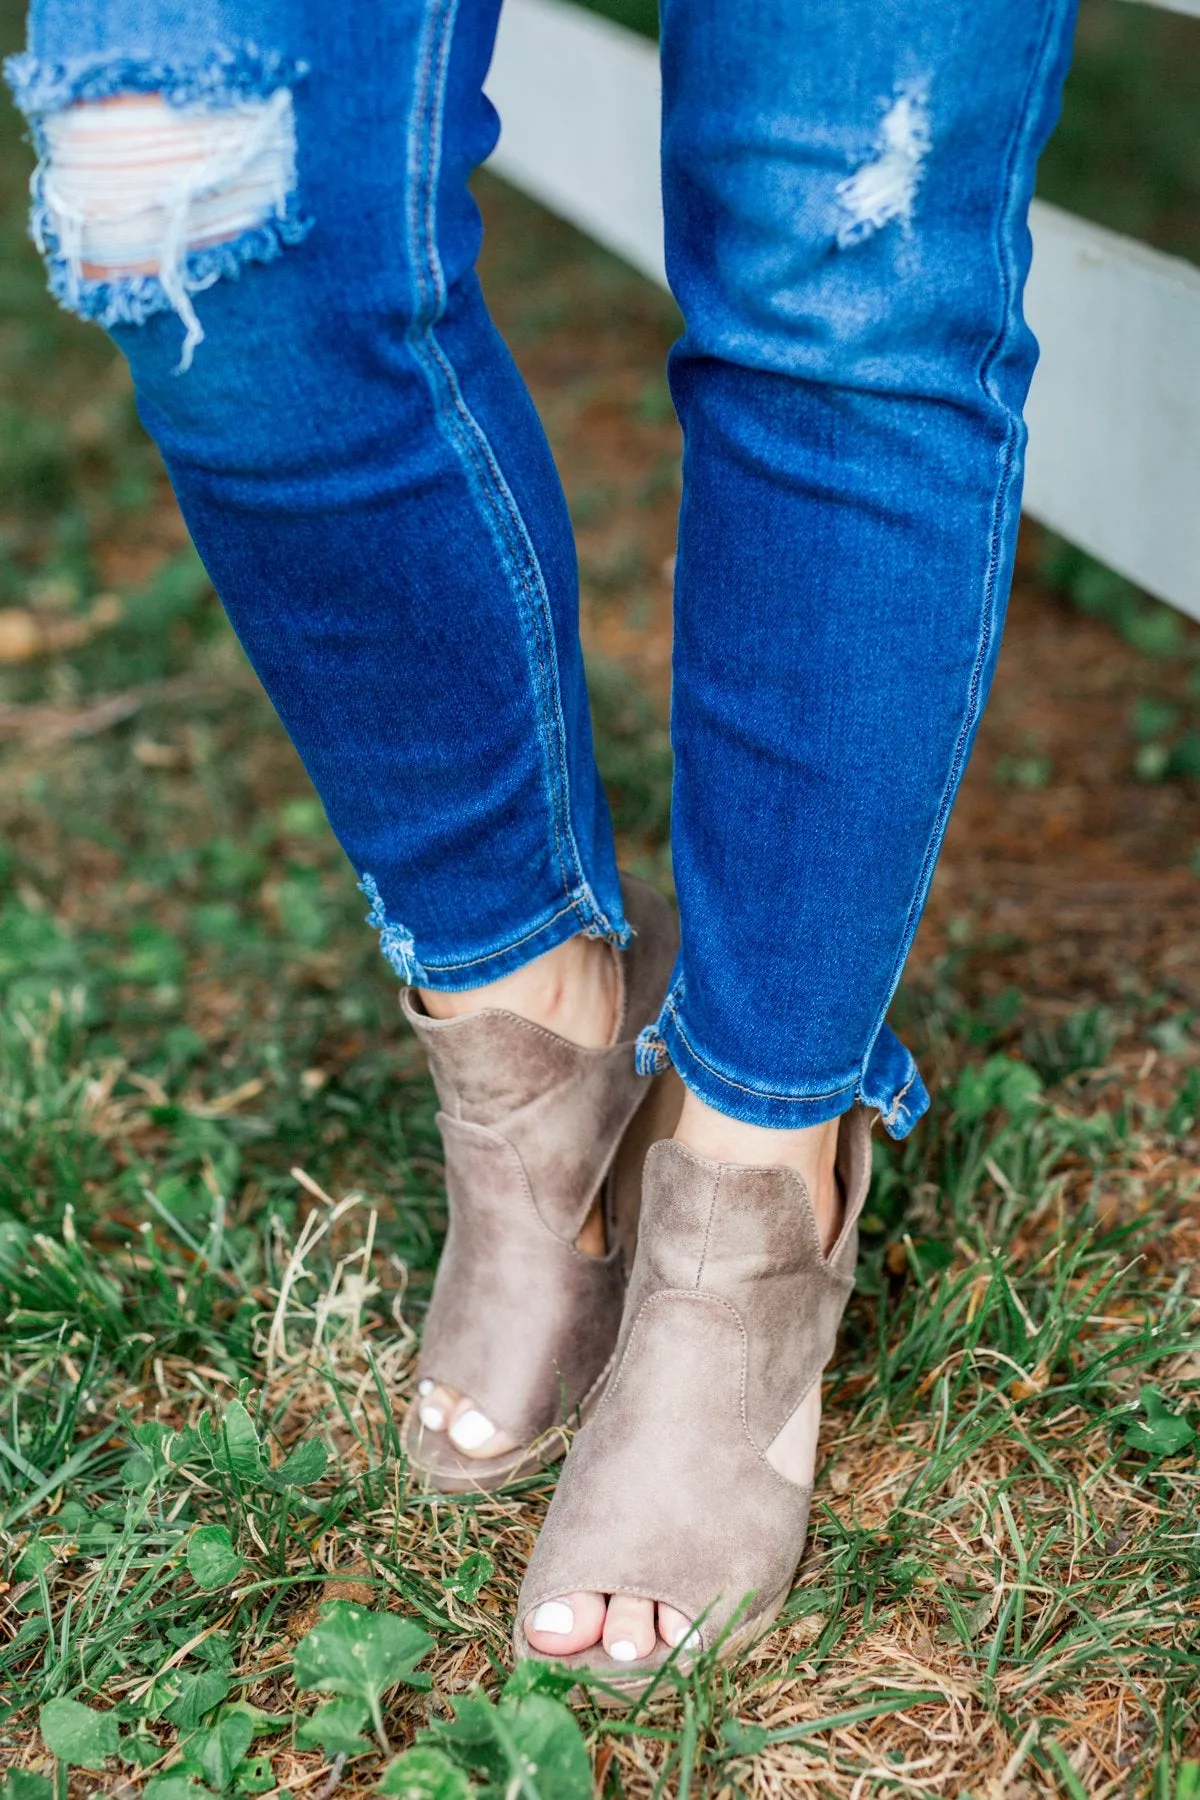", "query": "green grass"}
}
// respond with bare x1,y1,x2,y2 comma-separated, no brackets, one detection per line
3,785,1200,1795
3,2,1200,1794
